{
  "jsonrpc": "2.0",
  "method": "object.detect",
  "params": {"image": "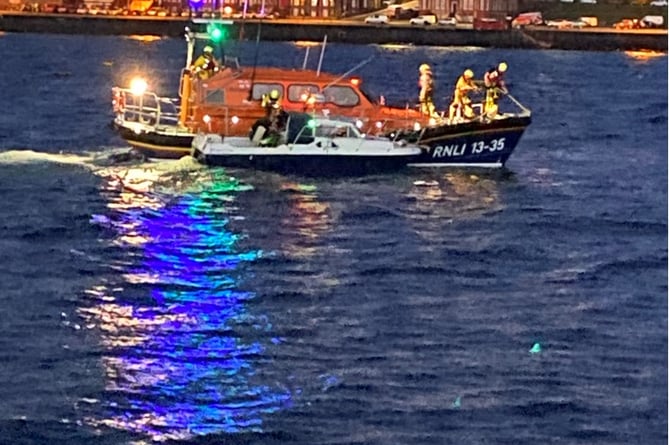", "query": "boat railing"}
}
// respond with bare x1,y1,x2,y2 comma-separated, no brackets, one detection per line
504,92,532,117
113,87,181,129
